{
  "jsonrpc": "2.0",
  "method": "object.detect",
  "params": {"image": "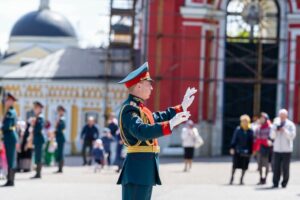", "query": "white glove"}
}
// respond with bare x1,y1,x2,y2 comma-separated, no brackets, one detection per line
182,87,197,111
169,111,191,130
